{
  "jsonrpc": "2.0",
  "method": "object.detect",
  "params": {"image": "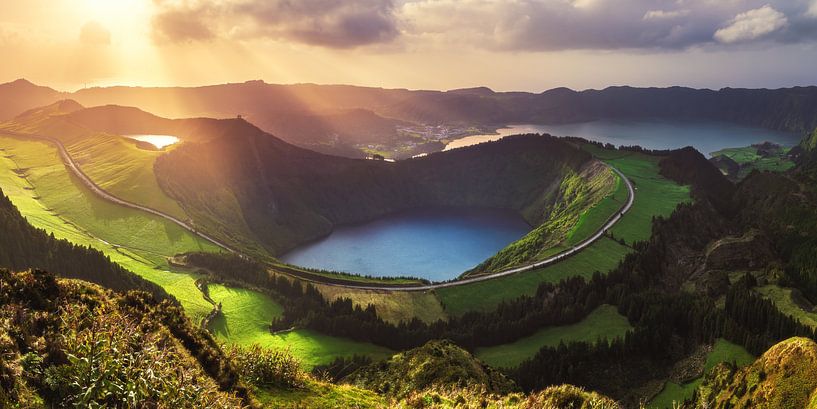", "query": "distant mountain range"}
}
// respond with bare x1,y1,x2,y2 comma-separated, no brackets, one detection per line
3,79,817,158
